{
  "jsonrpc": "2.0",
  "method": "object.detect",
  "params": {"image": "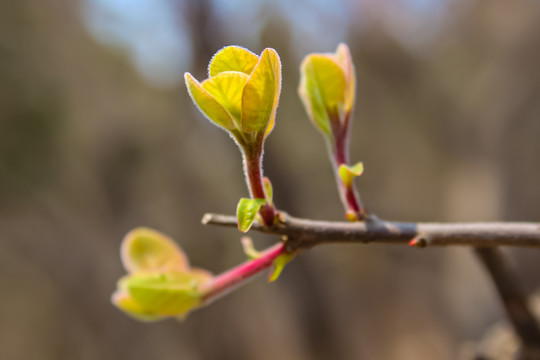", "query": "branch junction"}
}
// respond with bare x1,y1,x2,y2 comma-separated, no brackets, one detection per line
202,213,540,250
